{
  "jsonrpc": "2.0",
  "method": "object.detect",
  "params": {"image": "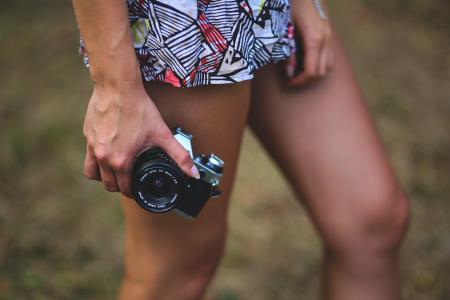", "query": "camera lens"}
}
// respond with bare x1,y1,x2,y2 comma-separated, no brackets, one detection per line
145,172,171,198
131,147,186,213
